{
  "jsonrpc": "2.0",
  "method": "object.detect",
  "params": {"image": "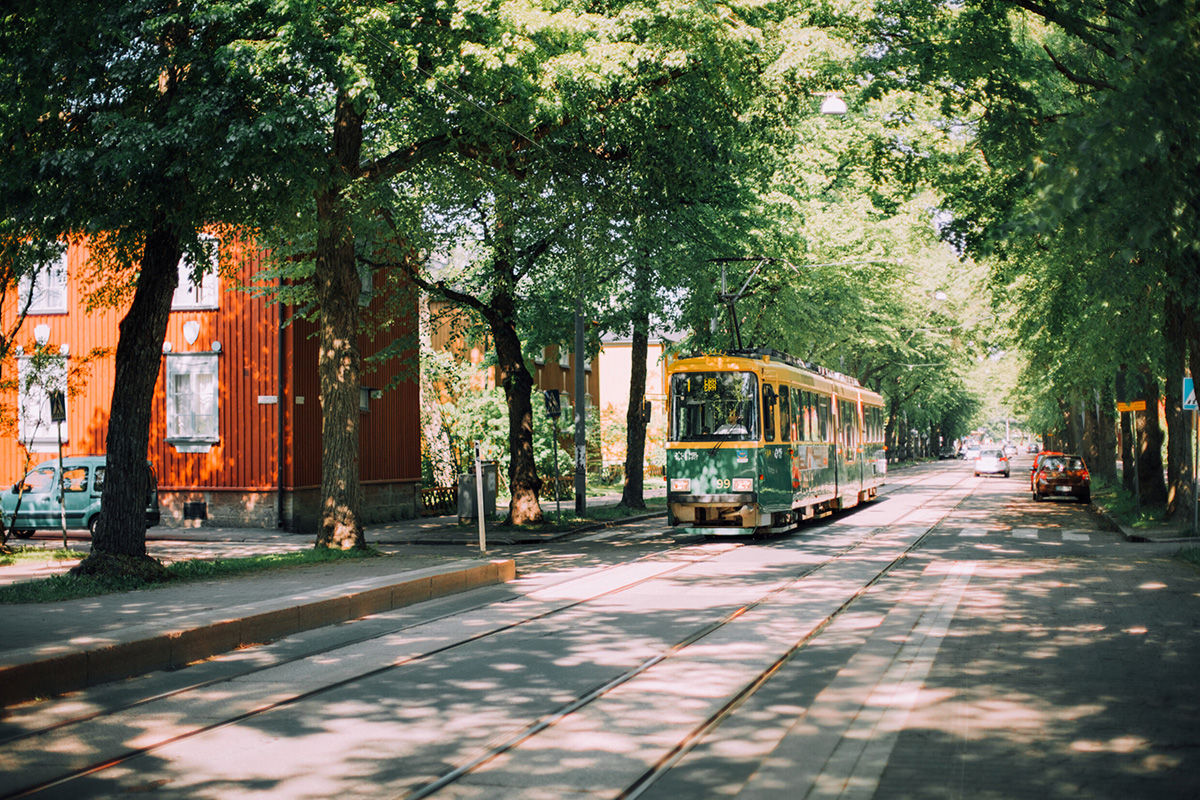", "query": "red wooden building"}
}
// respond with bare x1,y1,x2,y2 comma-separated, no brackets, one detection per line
1,237,421,531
